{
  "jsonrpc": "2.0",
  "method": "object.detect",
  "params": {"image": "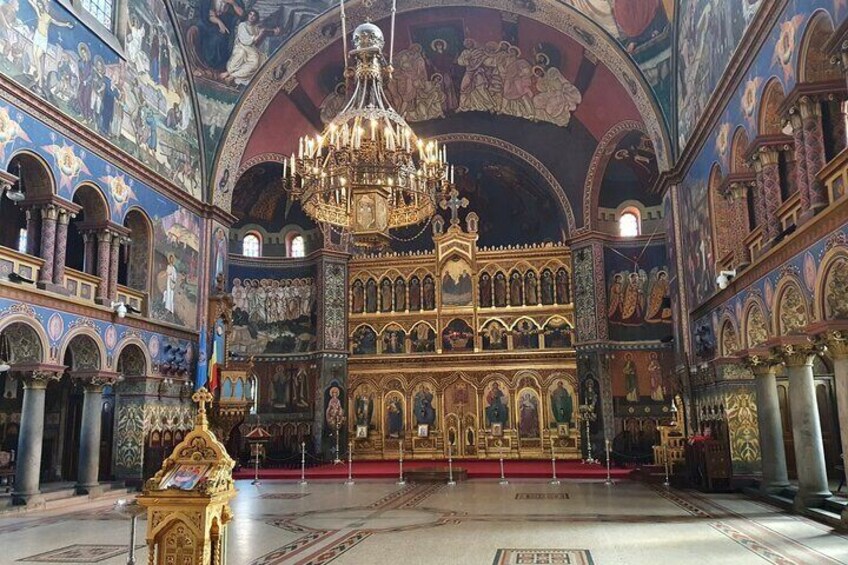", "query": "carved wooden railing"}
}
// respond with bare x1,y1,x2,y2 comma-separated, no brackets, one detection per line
63,267,100,303
0,245,43,284
117,285,147,317
819,146,848,205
